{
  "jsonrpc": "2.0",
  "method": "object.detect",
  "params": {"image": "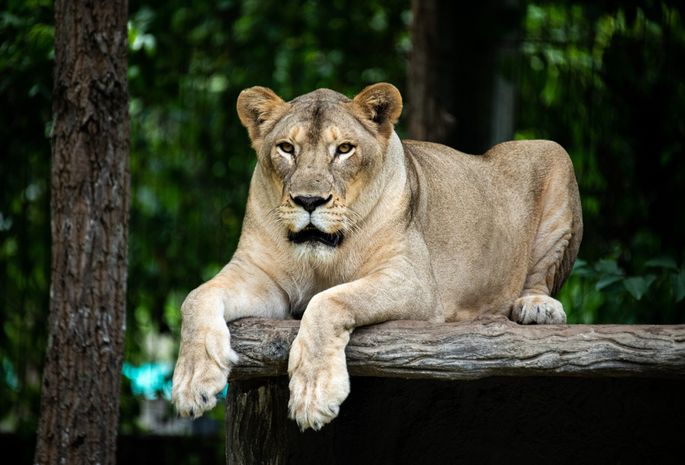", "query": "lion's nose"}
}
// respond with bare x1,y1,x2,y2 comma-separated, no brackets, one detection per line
292,195,332,213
